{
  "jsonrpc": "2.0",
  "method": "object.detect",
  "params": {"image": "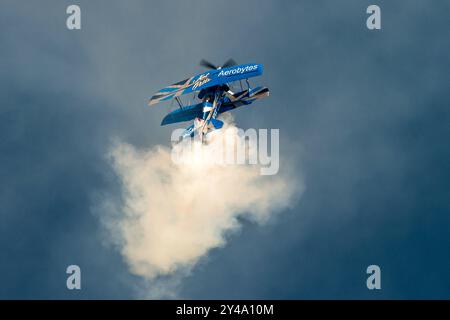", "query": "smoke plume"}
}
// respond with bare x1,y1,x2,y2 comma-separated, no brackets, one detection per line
103,117,302,295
